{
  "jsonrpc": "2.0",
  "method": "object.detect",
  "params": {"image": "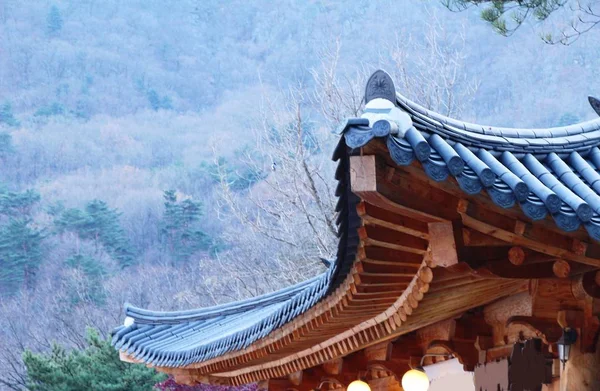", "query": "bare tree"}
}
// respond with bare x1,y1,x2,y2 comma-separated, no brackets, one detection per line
310,38,367,127
387,11,480,117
